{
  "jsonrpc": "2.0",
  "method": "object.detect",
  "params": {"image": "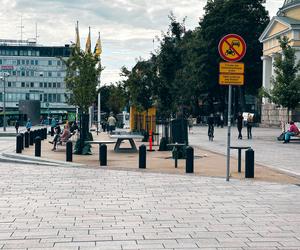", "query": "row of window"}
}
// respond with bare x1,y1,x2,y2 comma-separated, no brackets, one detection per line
0,58,64,67
0,81,63,88
0,50,40,57
1,69,64,78
0,93,64,103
